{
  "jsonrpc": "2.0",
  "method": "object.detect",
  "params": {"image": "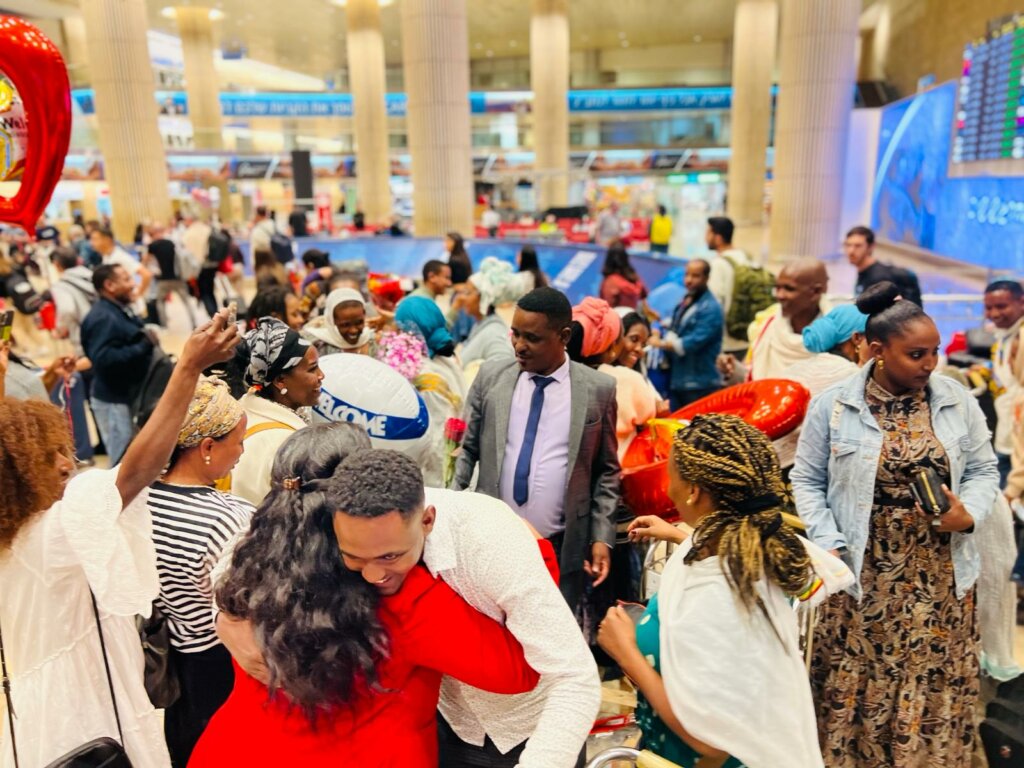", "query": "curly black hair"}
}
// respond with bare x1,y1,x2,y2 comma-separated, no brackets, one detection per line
215,423,387,722
328,449,425,519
